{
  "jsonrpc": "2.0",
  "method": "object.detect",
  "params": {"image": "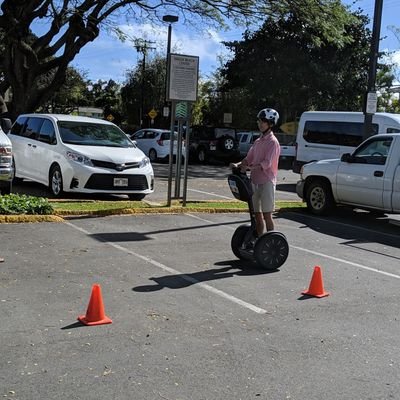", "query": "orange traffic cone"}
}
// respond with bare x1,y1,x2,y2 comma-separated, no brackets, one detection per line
78,284,112,326
301,266,329,298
